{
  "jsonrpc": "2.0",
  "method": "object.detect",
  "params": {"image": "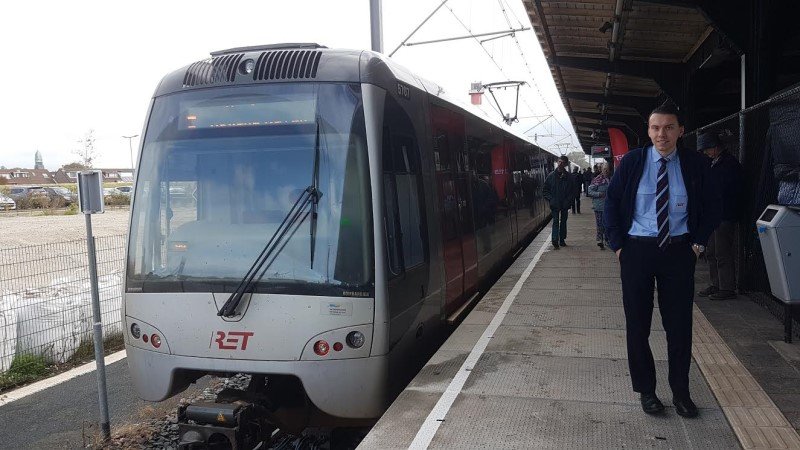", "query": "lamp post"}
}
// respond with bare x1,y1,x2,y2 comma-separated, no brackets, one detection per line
122,135,139,170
